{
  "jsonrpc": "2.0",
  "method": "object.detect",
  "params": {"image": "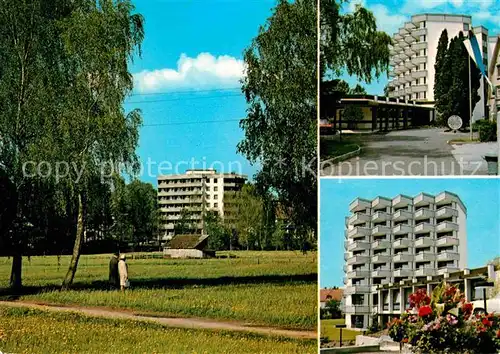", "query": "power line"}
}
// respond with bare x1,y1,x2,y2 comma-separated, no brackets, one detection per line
142,118,245,127
130,87,241,97
125,93,242,104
